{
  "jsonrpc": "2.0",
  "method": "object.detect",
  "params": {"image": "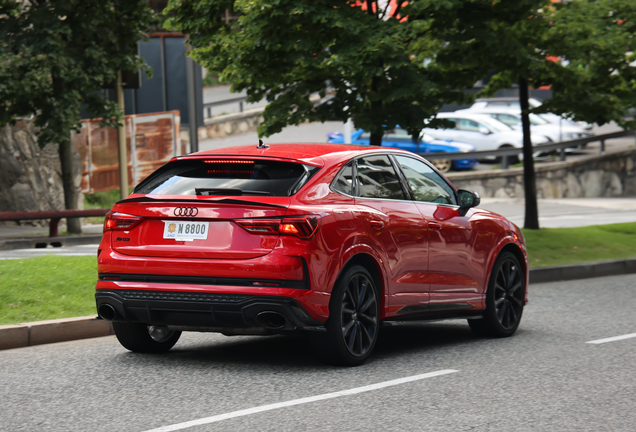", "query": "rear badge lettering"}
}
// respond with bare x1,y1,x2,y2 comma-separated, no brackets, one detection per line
115,237,130,242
